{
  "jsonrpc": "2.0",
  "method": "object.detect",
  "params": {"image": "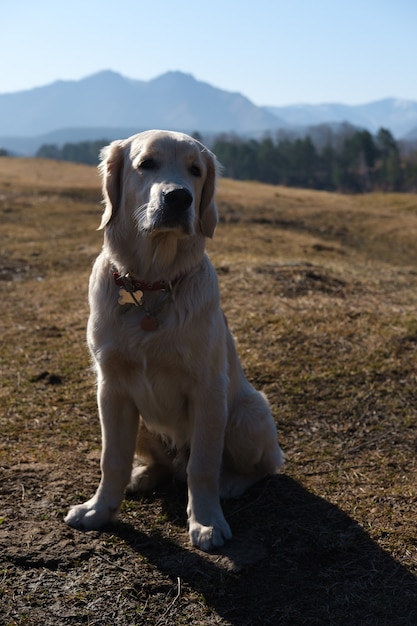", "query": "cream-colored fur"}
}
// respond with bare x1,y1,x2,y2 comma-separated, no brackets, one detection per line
65,130,284,551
